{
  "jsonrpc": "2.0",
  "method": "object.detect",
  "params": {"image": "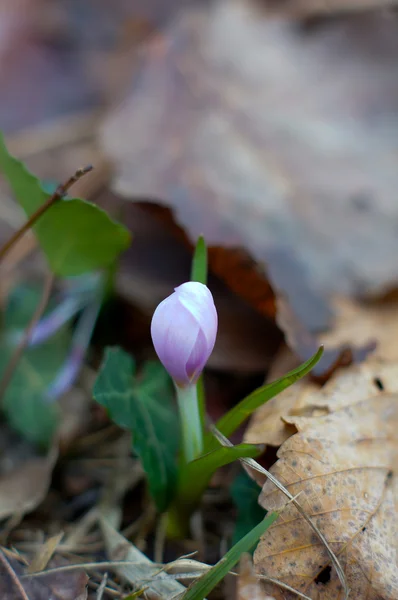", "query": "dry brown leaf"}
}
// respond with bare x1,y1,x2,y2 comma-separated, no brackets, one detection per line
254,359,398,599
245,293,398,447
320,296,398,362
237,553,276,600
102,0,398,300
0,447,57,520
244,347,320,447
